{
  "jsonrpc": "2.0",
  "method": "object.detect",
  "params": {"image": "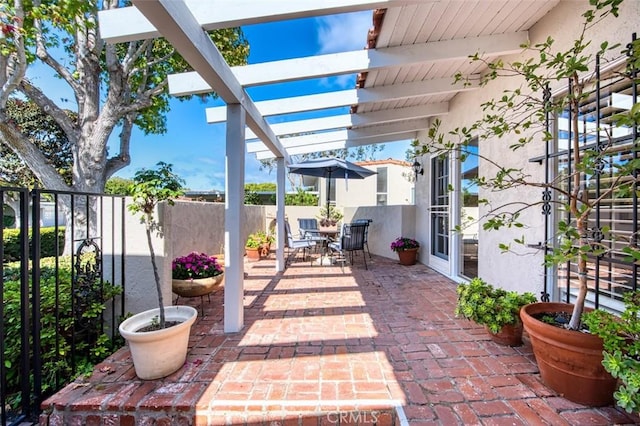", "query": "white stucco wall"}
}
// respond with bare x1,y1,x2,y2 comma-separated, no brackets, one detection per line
413,0,639,294
122,199,266,315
